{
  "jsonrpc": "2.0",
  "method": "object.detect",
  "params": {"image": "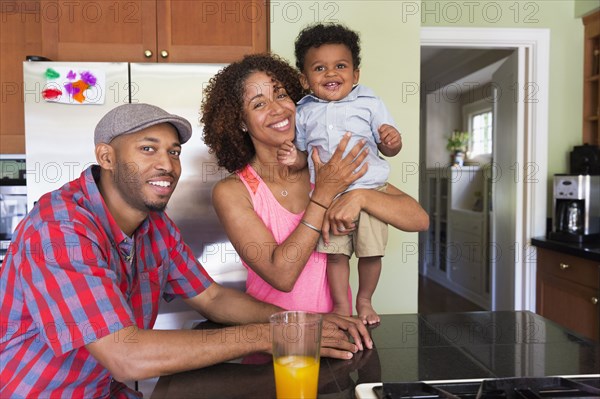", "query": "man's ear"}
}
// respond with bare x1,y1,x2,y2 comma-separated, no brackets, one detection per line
95,143,115,170
299,74,310,91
